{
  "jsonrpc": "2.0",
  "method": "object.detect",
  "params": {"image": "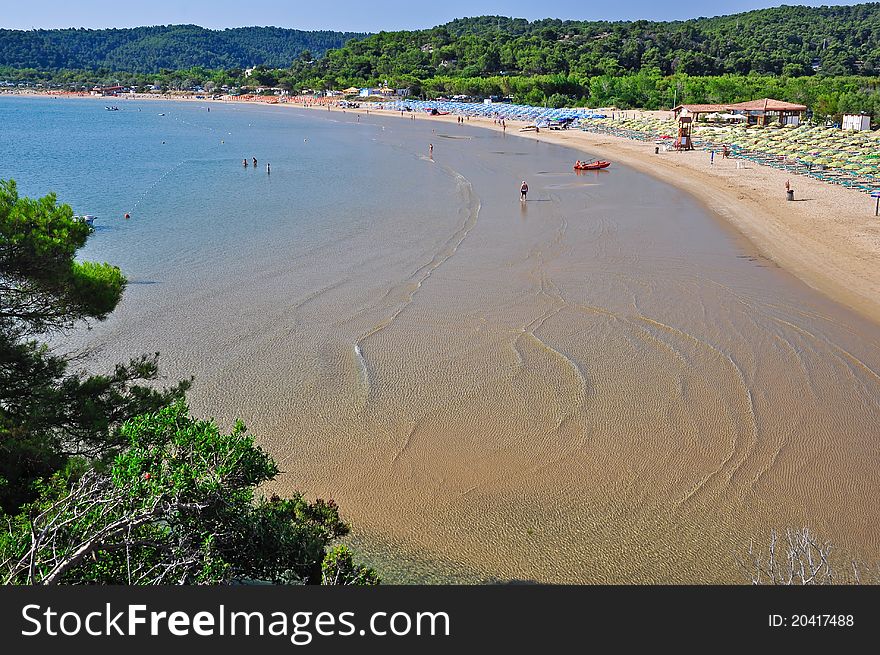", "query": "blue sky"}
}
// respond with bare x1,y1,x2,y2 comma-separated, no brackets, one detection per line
2,1,863,31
